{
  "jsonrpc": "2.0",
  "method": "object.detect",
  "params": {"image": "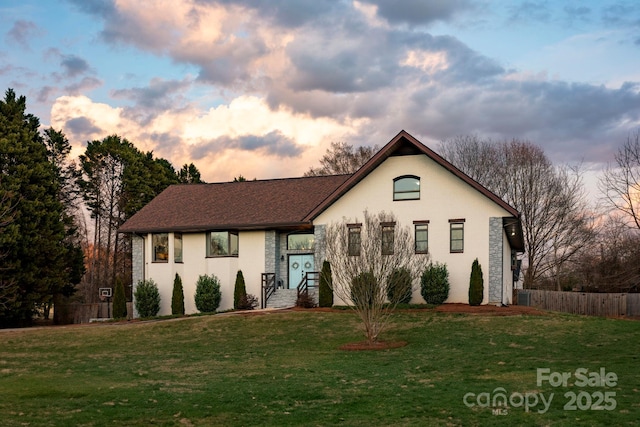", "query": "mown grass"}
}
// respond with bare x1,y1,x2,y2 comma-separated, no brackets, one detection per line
0,310,638,426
